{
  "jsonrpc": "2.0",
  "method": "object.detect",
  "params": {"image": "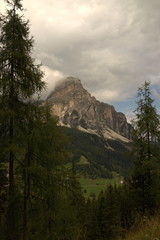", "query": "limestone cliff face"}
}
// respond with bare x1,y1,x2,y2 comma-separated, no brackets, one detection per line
46,77,132,140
